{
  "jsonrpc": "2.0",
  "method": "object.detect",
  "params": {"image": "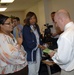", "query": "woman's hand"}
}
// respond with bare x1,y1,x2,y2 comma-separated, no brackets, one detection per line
17,37,23,46
38,45,46,50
